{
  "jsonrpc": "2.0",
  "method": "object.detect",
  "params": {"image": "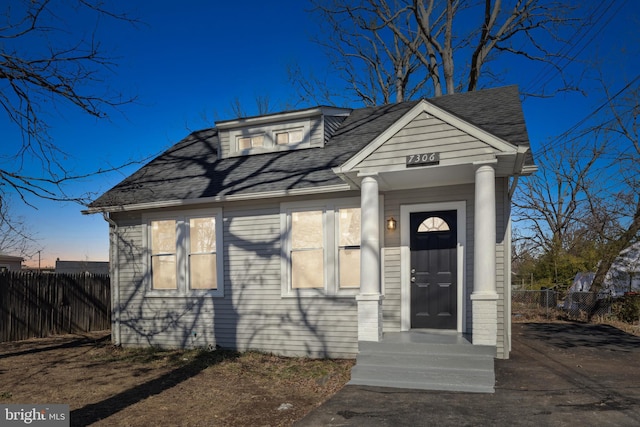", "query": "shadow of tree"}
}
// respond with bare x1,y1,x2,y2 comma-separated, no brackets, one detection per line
71,349,239,425
522,322,640,351
98,103,415,369
0,334,110,360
